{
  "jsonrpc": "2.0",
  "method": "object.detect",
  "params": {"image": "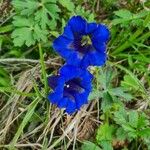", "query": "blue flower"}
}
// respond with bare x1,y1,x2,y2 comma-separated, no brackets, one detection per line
47,65,93,114
53,16,110,68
